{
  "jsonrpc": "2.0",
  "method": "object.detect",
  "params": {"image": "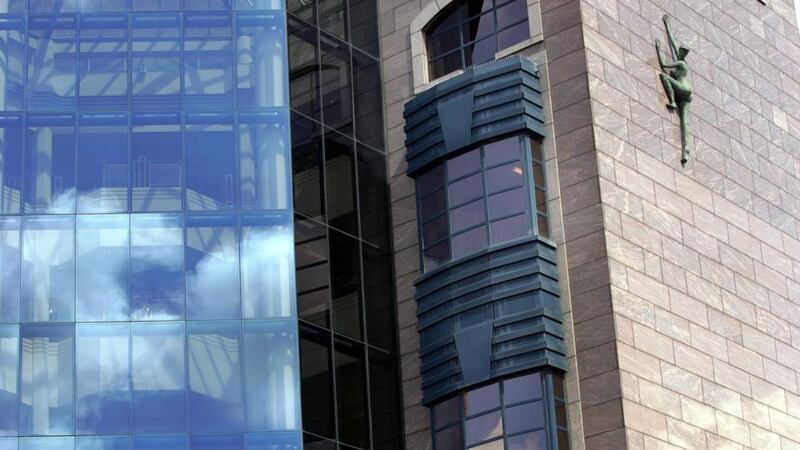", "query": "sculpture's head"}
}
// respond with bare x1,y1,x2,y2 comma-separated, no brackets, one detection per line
678,45,690,60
